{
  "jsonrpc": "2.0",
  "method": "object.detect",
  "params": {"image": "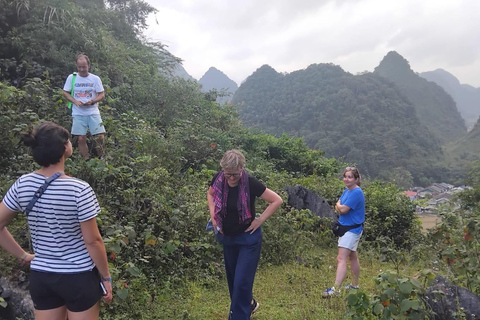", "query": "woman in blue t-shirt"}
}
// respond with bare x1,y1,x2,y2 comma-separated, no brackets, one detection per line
207,150,283,319
323,167,365,296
